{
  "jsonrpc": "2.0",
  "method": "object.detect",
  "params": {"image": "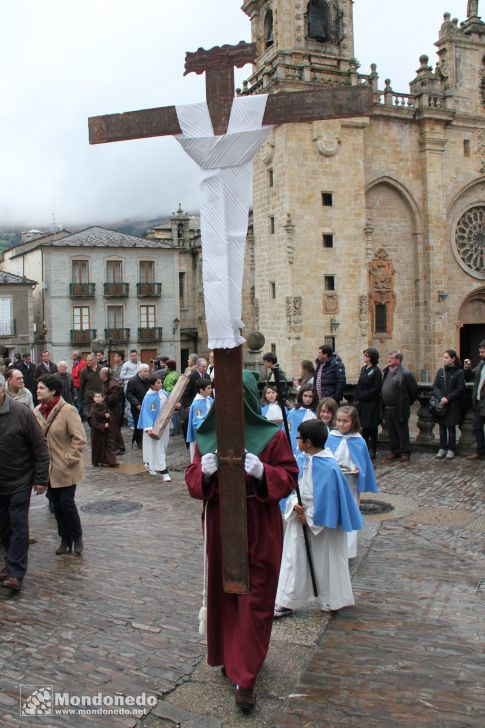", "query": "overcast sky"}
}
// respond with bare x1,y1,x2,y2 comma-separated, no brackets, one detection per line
0,0,469,229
